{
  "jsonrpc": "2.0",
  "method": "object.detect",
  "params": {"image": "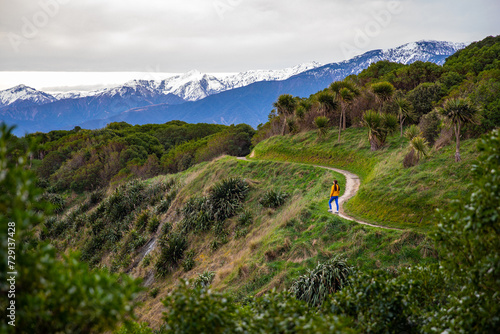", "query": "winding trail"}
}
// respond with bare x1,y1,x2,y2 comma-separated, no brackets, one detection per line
237,156,402,231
